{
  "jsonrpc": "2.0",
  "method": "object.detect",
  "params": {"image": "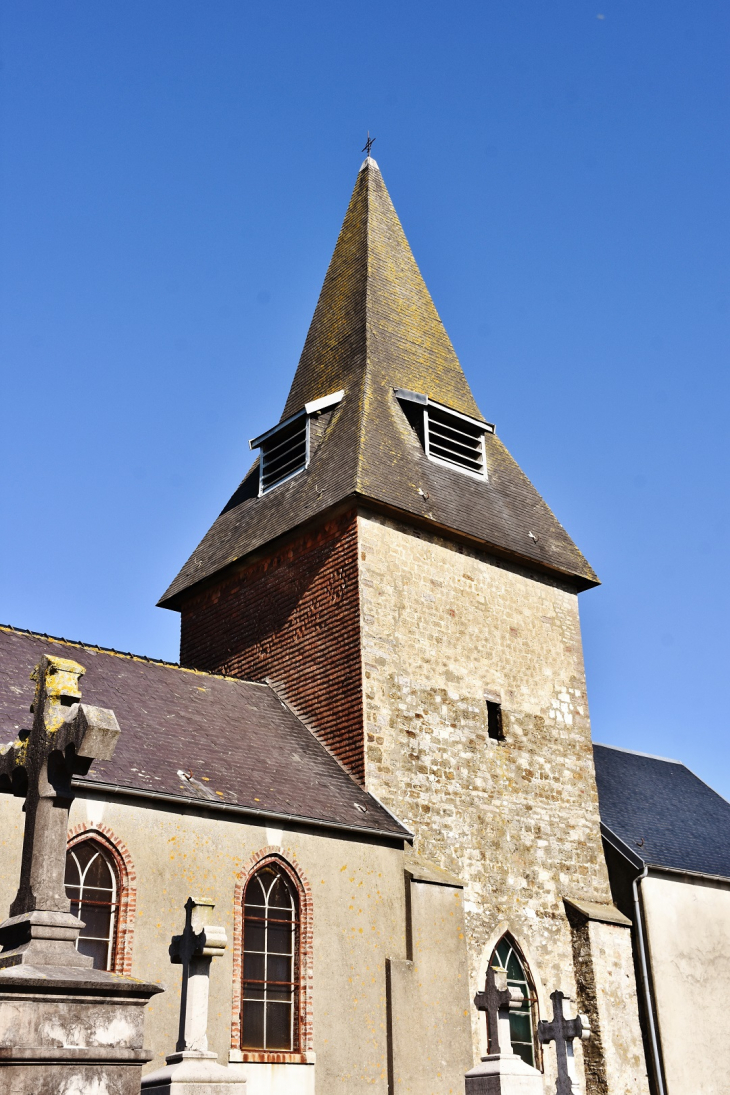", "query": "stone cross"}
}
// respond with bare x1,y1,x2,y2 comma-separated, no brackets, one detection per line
170,898,228,1060
538,990,591,1095
475,963,525,1057
0,654,120,967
